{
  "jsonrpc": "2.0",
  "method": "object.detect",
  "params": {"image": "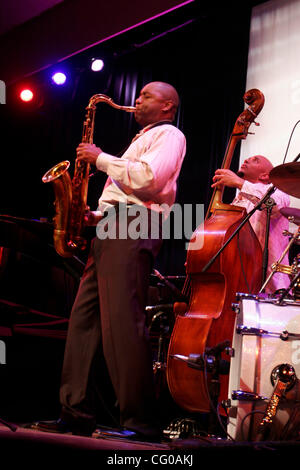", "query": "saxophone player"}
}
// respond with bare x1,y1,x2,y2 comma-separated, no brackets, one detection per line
33,81,186,442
